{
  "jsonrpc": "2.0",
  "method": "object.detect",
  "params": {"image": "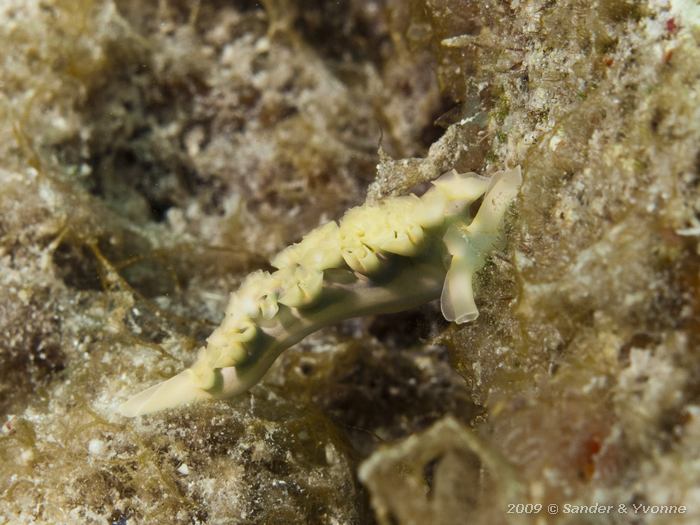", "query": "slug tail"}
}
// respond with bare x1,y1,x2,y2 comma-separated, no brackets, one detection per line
118,370,213,417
